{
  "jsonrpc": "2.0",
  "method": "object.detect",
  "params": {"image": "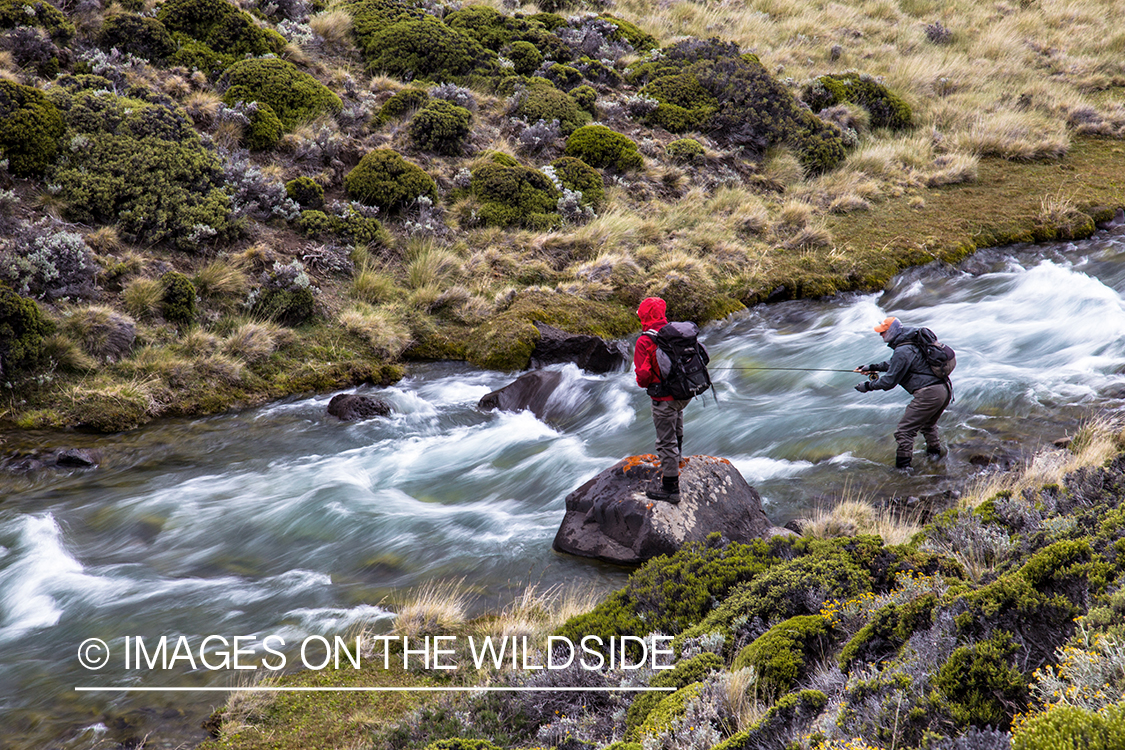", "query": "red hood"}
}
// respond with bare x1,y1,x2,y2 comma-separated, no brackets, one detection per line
637,297,667,330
